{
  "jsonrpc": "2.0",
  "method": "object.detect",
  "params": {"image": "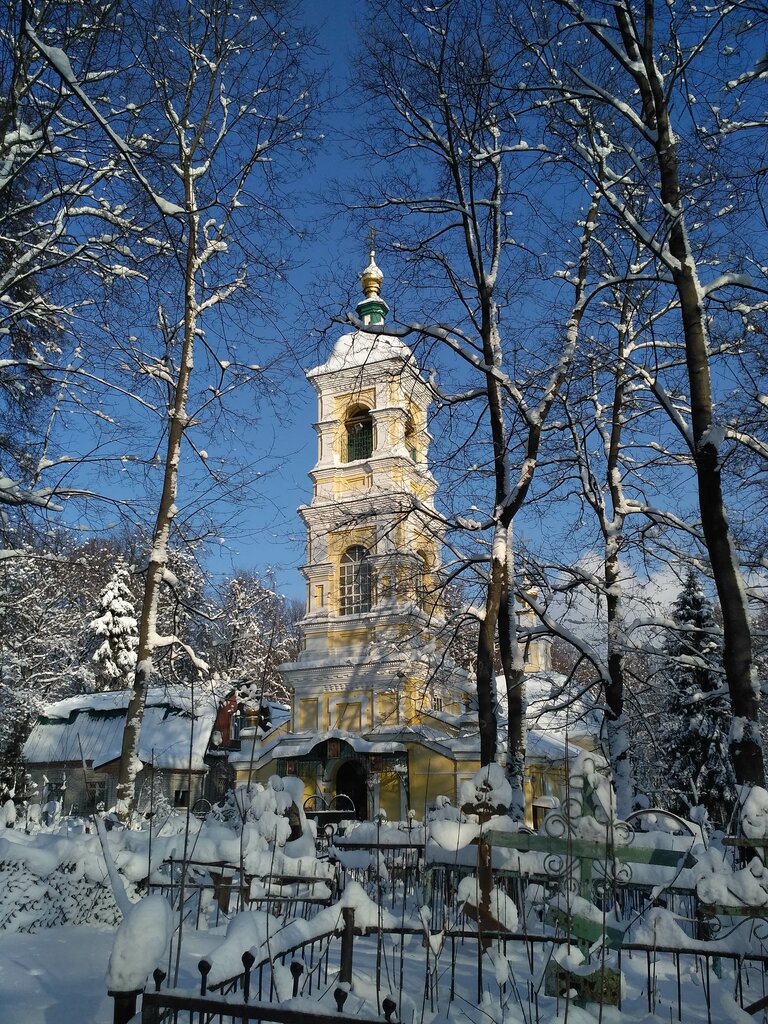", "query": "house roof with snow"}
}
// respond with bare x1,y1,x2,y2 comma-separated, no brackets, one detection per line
495,671,603,747
244,720,576,774
23,686,219,772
